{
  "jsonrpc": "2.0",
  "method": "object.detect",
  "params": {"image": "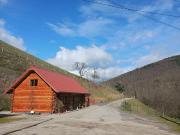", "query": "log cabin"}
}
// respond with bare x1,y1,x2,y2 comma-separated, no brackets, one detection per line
4,66,90,113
